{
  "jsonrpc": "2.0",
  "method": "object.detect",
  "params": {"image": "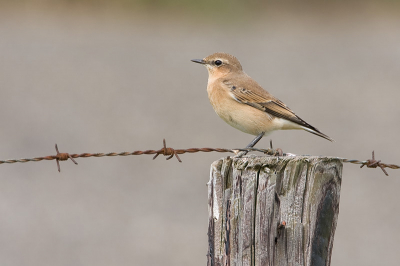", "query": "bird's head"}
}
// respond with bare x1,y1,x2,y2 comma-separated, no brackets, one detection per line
191,52,243,78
